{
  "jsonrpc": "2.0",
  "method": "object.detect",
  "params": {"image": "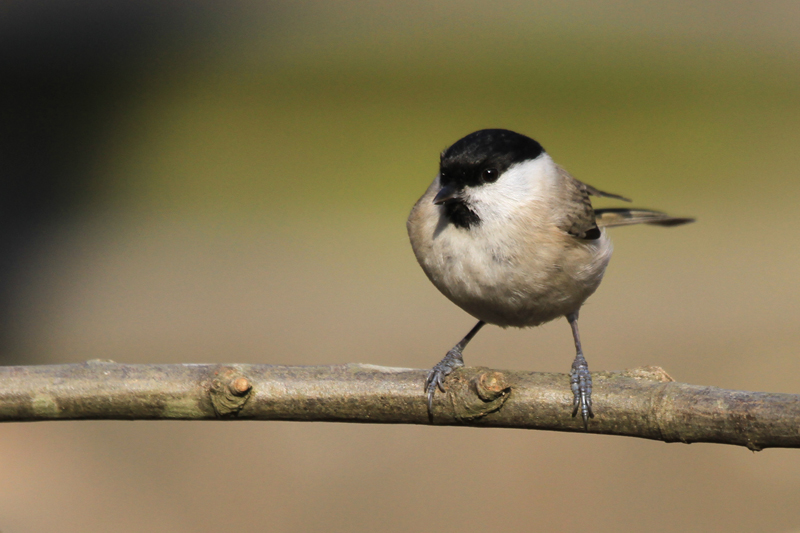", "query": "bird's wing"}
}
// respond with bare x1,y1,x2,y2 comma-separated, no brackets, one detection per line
554,165,693,237
554,165,693,235
555,165,618,240
553,164,632,203
594,208,695,228
581,183,631,202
